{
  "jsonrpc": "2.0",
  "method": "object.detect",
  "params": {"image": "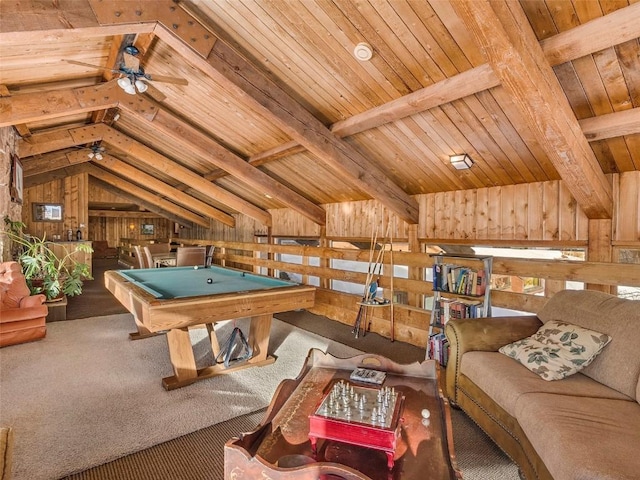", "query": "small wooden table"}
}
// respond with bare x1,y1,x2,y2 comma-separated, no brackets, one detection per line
224,349,462,480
